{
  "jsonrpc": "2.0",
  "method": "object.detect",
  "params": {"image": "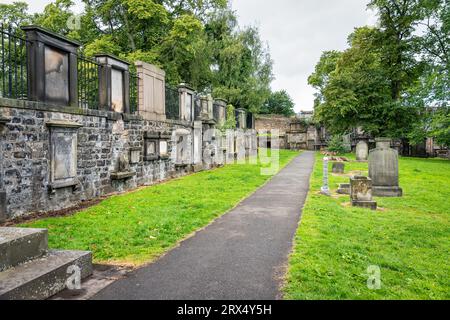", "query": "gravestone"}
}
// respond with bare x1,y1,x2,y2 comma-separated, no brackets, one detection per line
356,141,369,161
350,176,377,210
369,138,403,197
332,162,345,174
